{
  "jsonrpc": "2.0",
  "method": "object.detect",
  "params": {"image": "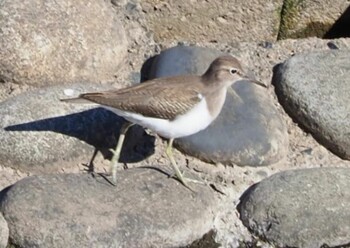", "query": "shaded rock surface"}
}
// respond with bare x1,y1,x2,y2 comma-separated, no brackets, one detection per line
0,169,217,248
325,6,350,39
0,0,127,86
239,167,350,248
273,50,350,160
149,45,288,166
0,213,8,248
0,83,154,173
